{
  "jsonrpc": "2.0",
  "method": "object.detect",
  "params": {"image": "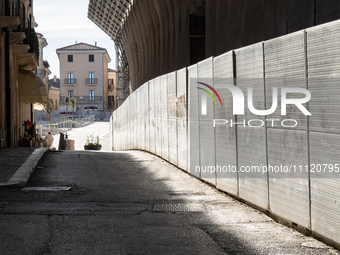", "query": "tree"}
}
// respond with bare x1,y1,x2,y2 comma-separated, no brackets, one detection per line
45,98,54,131
70,97,77,121
64,95,70,118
